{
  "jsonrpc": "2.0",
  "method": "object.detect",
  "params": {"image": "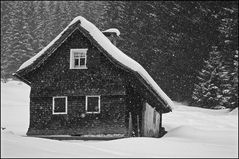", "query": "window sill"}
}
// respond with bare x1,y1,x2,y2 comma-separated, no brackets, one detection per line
70,66,88,70
53,112,67,115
